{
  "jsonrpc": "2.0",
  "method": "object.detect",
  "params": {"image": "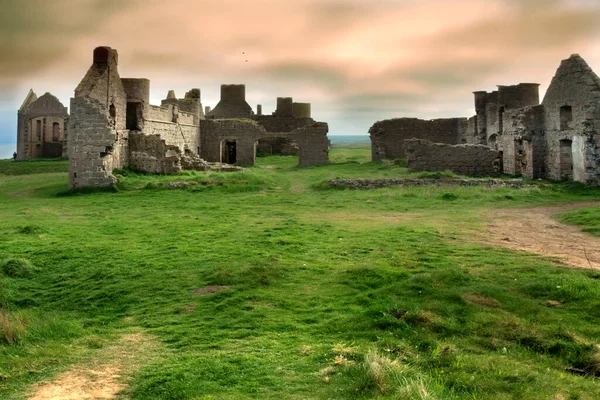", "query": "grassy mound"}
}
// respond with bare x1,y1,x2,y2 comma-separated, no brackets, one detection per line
1,258,37,278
